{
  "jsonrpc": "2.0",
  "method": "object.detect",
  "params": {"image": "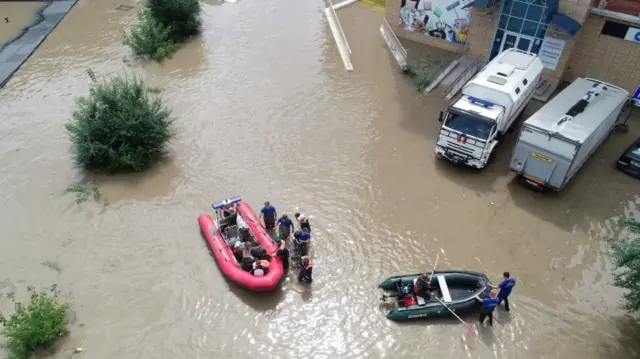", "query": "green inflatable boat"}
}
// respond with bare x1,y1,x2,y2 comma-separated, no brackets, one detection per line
378,270,492,321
